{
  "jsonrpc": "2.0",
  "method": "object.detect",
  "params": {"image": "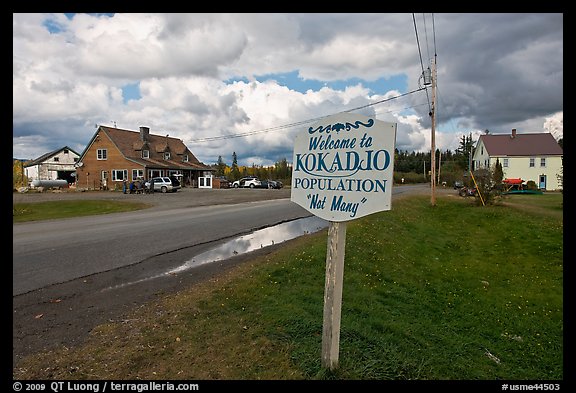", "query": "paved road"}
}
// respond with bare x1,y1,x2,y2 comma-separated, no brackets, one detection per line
13,198,310,296
13,184,431,296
